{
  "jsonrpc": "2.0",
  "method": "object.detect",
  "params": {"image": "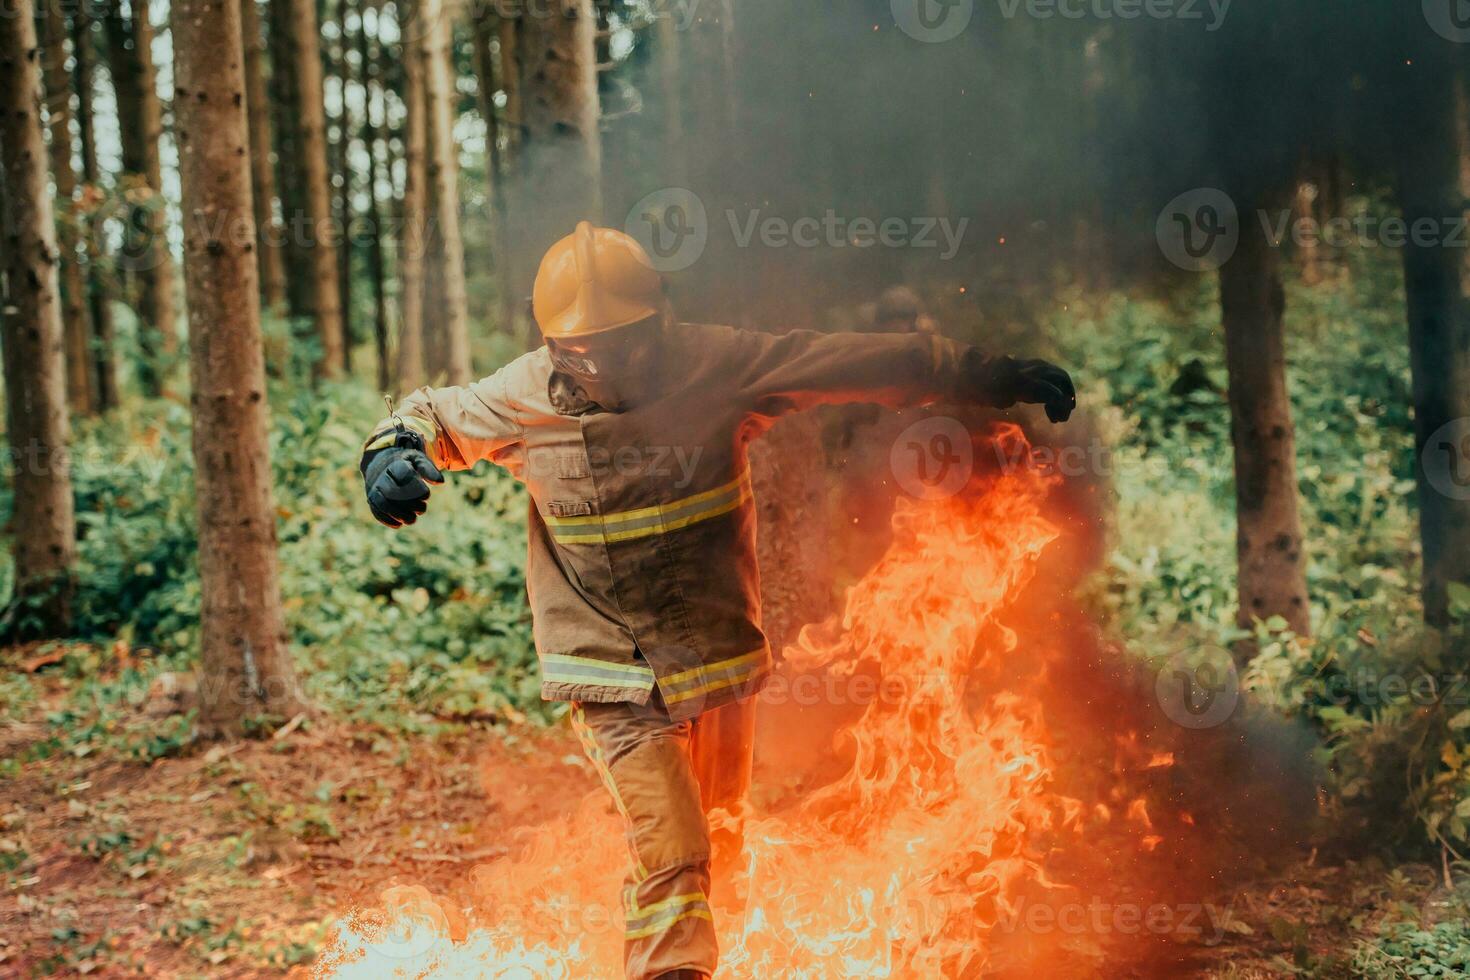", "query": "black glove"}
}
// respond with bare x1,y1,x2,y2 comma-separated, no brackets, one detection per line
360,426,444,528
961,352,1077,423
